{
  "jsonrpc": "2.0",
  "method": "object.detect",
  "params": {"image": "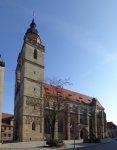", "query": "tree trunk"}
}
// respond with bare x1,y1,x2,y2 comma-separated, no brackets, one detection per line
52,128,54,140
52,120,56,140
